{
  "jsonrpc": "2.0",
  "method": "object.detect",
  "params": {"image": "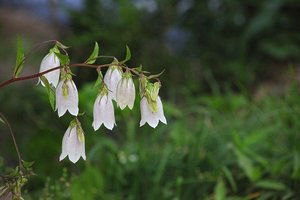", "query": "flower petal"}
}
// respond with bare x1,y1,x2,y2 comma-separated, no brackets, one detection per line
139,97,159,128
